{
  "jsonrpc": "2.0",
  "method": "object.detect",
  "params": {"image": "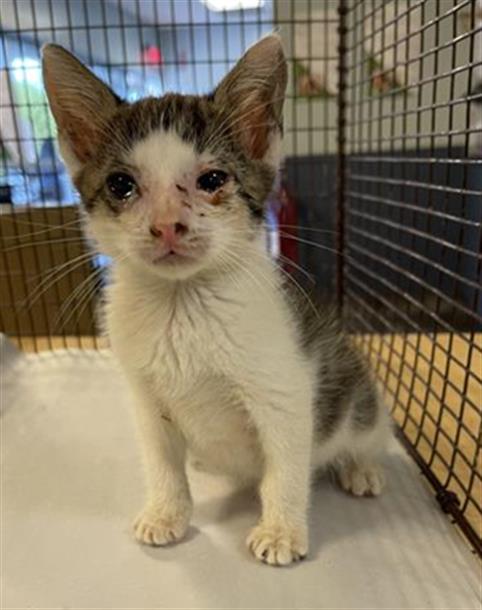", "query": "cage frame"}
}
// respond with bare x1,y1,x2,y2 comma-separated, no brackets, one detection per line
0,0,480,558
